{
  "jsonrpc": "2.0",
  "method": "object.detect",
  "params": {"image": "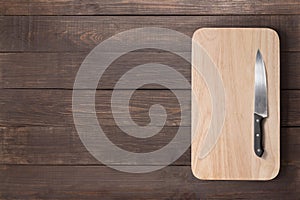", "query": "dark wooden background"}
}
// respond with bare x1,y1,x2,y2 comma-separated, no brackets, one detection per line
0,1,299,199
